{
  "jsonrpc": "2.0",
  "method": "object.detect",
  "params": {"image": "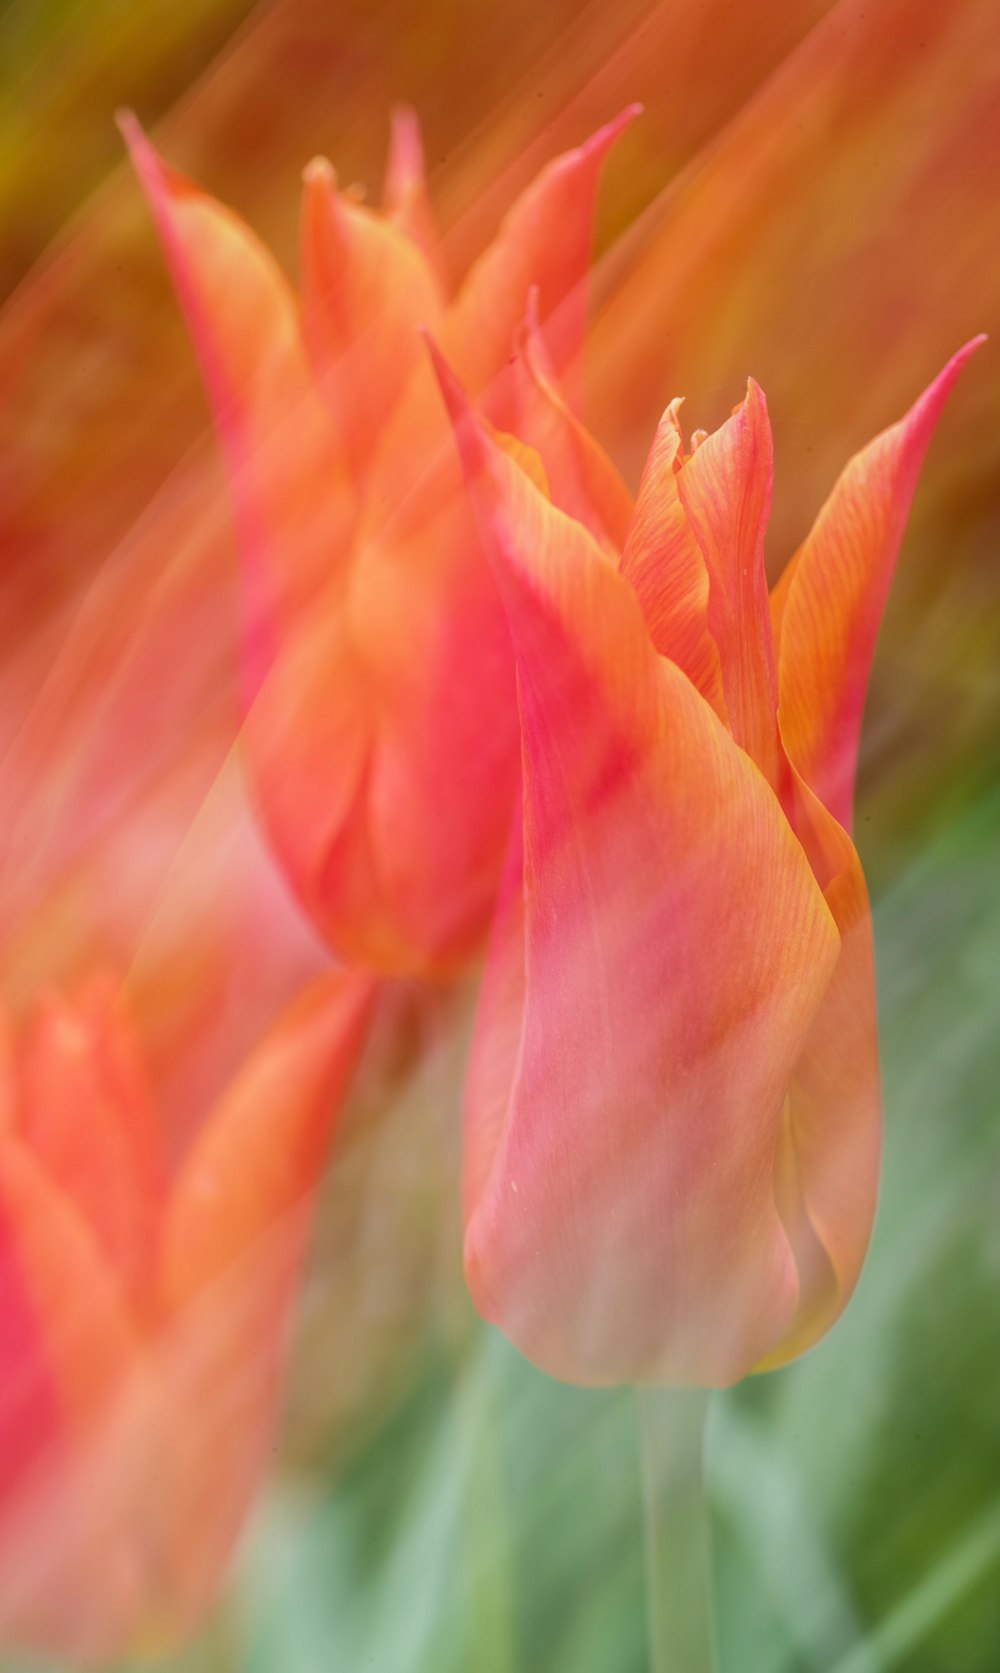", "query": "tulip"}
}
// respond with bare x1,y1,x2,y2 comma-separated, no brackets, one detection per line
0,967,373,1662
122,106,637,977
430,324,982,1387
